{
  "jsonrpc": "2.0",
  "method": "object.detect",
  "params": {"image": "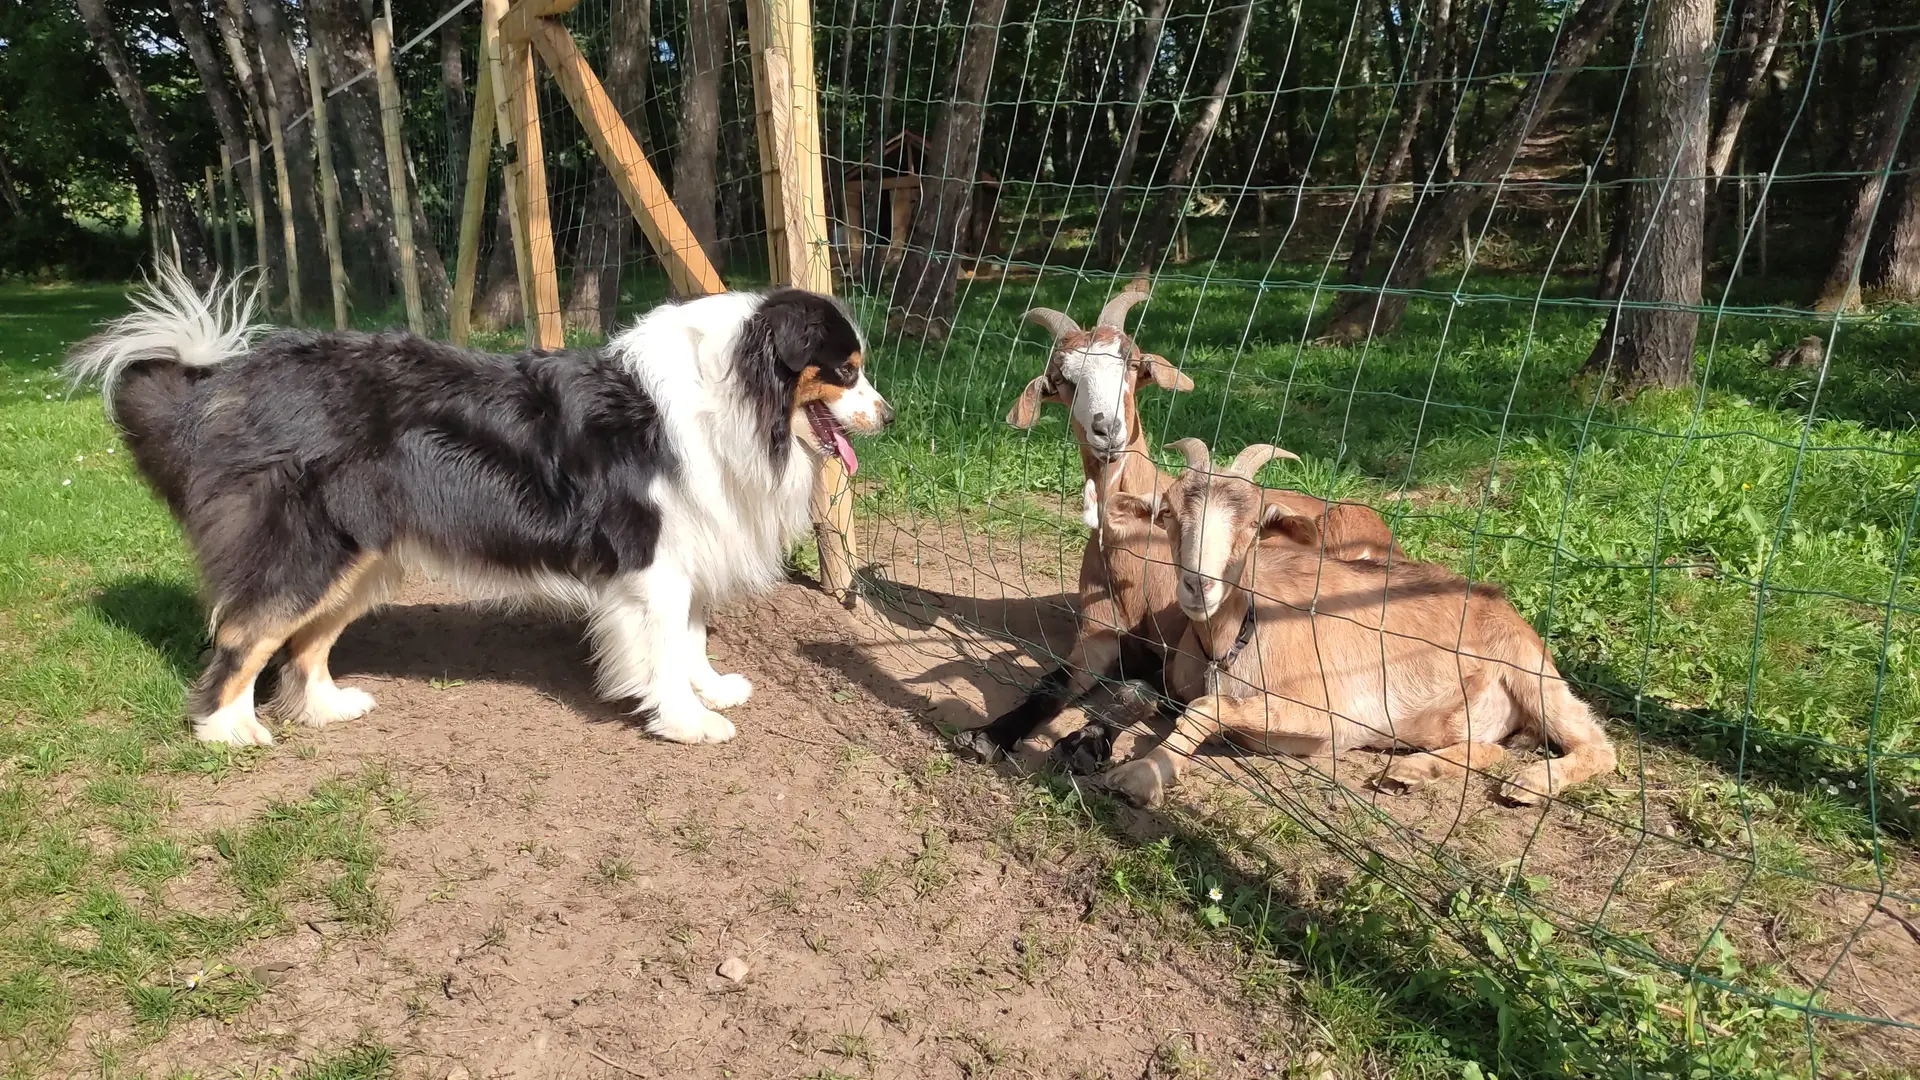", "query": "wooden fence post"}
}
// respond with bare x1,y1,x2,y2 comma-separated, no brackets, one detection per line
451,62,496,346
265,96,302,321
747,0,855,606
507,40,563,348
309,50,351,330
481,0,538,343
248,137,267,291
372,17,427,334
219,145,240,274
